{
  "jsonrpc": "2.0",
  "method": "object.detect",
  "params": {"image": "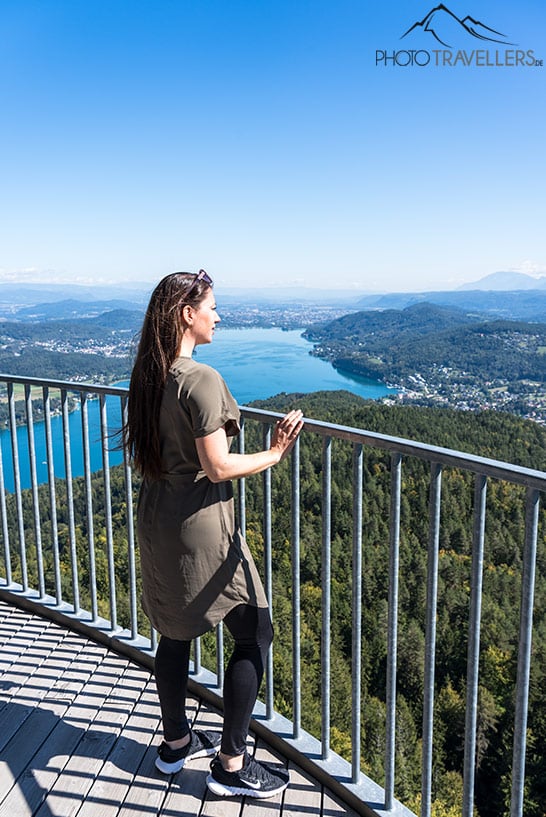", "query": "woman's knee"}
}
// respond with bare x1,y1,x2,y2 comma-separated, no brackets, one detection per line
224,604,273,653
